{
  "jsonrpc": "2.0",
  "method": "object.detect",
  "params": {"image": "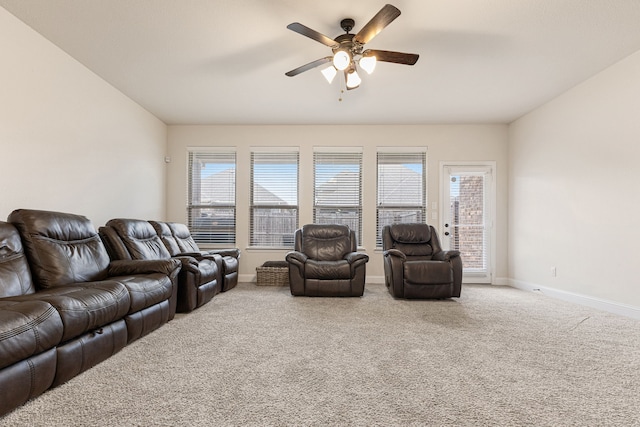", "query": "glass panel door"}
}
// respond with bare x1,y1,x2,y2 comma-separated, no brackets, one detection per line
442,164,494,283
